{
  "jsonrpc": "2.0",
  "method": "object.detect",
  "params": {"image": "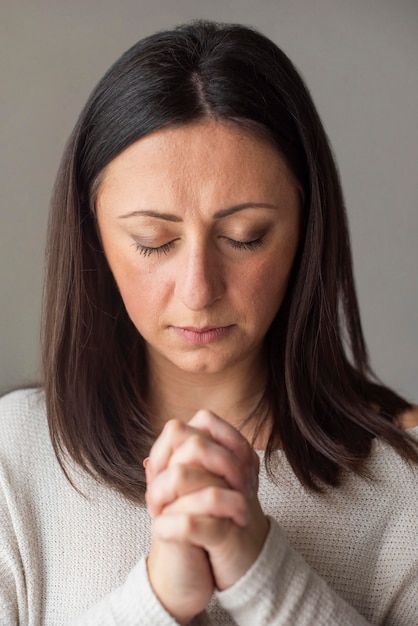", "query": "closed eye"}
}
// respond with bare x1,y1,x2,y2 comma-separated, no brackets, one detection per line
132,240,178,257
132,236,264,257
225,237,264,251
